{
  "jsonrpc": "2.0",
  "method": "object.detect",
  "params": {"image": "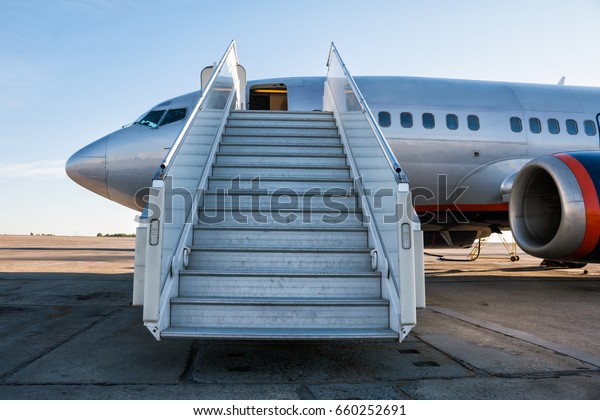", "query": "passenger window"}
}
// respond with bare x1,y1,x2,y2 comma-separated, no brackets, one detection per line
529,118,541,134
159,108,187,126
138,110,166,128
510,117,522,133
400,112,413,128
378,111,391,127
446,114,458,130
467,115,480,131
548,118,560,134
584,120,597,136
566,119,578,135
422,113,435,129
